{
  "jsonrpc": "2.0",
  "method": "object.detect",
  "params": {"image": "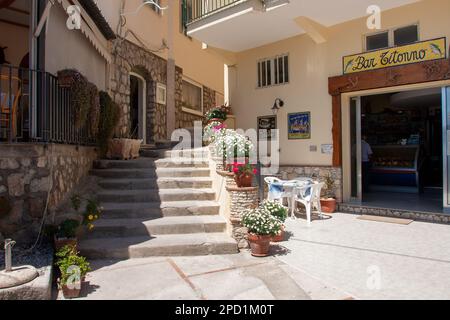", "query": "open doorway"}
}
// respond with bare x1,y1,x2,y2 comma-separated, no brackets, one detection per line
350,87,444,213
129,72,146,143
